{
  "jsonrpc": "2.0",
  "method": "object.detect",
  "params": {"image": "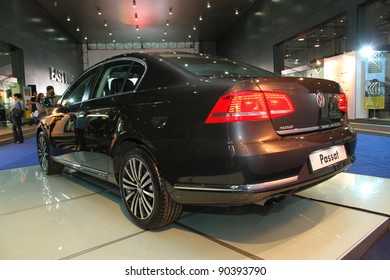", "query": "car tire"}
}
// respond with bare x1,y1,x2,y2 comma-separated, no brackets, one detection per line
37,131,64,175
119,147,182,229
